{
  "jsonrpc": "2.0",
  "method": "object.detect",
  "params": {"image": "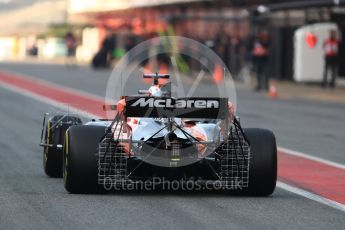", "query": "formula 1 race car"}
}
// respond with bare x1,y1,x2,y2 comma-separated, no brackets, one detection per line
40,73,277,195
